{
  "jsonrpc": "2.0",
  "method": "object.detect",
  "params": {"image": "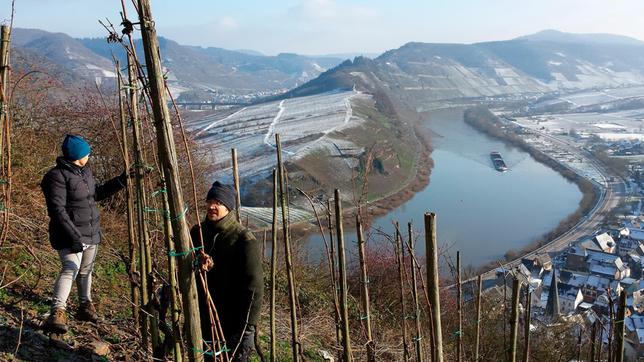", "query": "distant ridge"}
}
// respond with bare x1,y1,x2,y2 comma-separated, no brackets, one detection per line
10,27,345,96
287,29,644,107
12,27,644,103
517,29,644,46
